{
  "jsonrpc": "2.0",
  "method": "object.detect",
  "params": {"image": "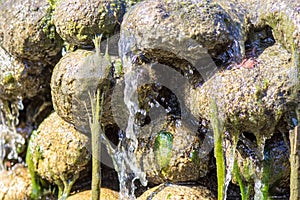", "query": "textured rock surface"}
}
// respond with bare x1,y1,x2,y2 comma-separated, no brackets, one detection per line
0,164,31,200
0,0,62,64
67,188,119,200
137,183,216,200
29,112,90,187
119,0,249,84
135,124,210,184
186,43,296,140
50,48,115,135
0,46,54,100
236,0,300,52
53,0,126,46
